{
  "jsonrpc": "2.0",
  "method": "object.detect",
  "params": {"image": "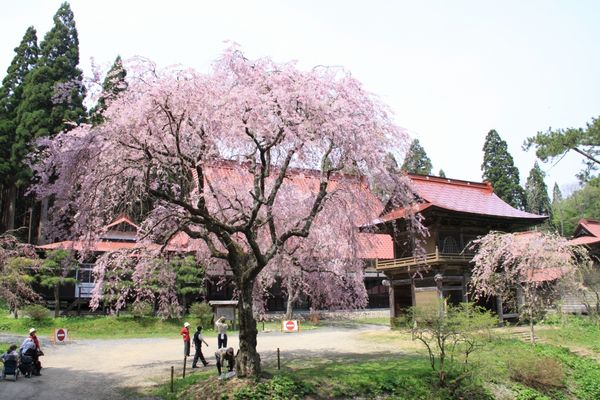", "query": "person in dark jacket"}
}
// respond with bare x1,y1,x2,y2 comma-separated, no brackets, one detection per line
192,326,209,368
